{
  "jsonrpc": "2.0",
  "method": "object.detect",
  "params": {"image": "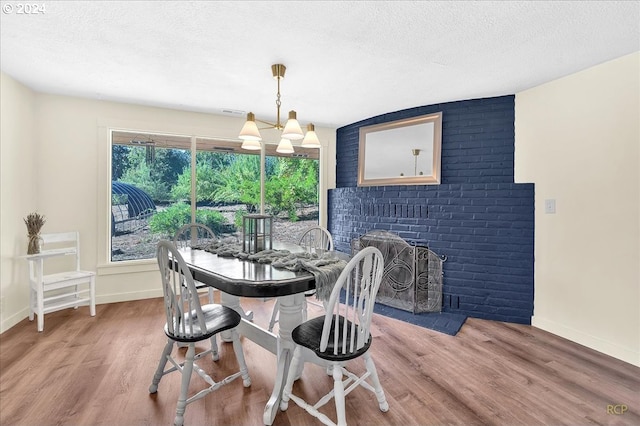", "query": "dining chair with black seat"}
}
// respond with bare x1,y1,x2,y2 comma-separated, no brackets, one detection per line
150,240,251,426
278,246,389,426
268,225,334,332
173,222,222,358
